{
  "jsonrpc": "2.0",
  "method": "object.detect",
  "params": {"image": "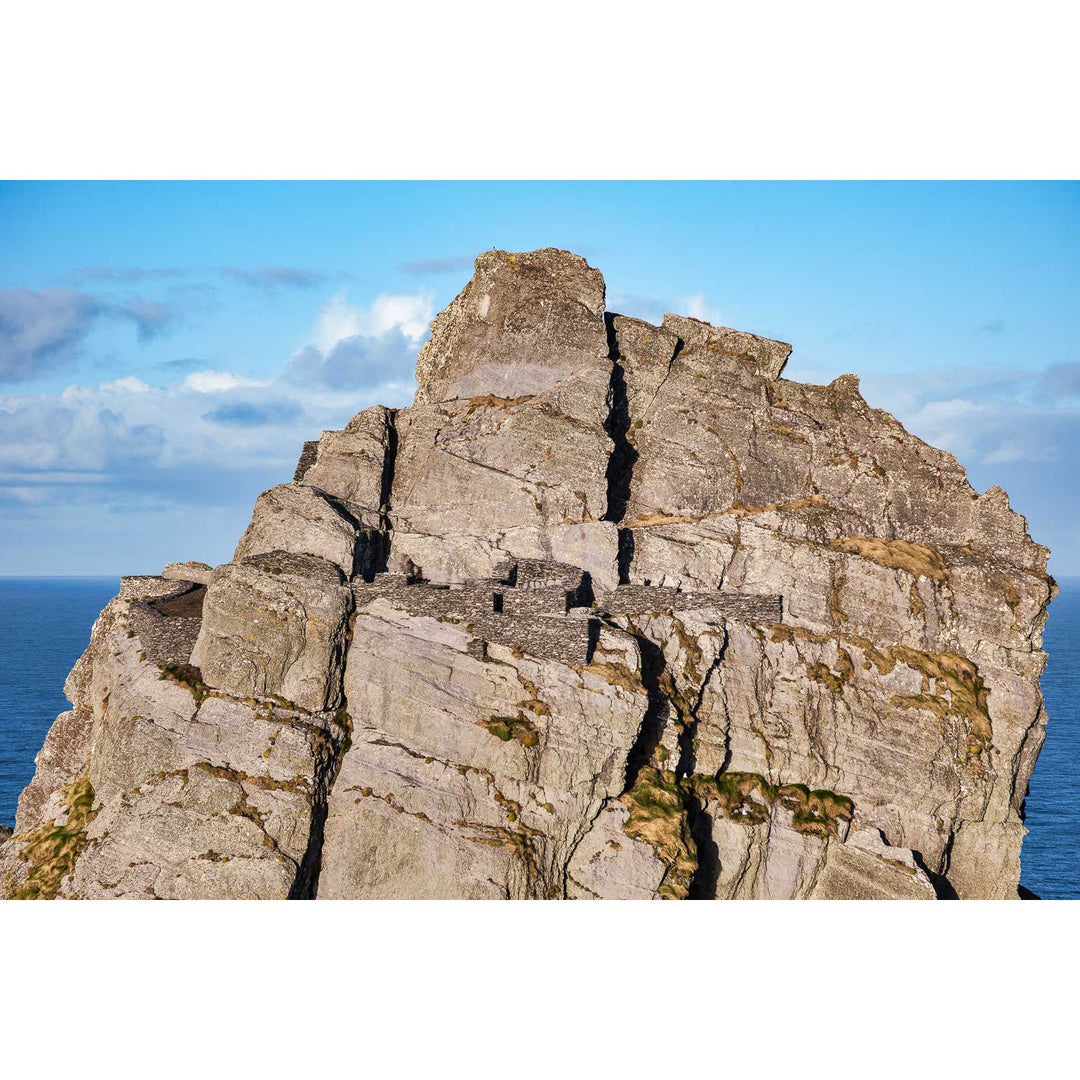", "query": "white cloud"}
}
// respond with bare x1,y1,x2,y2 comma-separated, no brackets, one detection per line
313,292,364,352
365,292,433,341
99,376,152,393
681,292,723,326
182,370,268,393
313,290,433,353
0,287,178,382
